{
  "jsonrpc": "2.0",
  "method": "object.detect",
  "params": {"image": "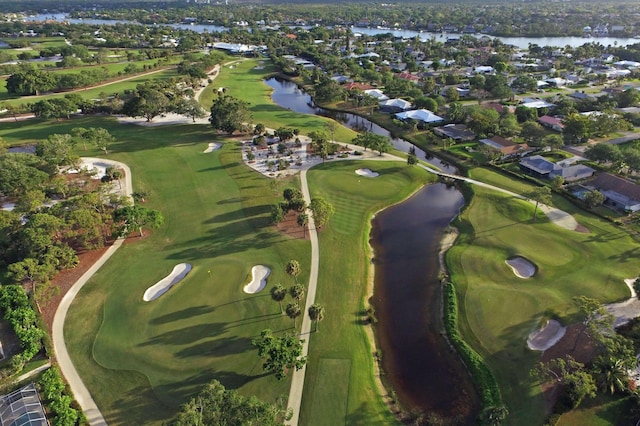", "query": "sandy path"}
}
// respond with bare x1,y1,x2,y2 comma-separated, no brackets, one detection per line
52,158,132,426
